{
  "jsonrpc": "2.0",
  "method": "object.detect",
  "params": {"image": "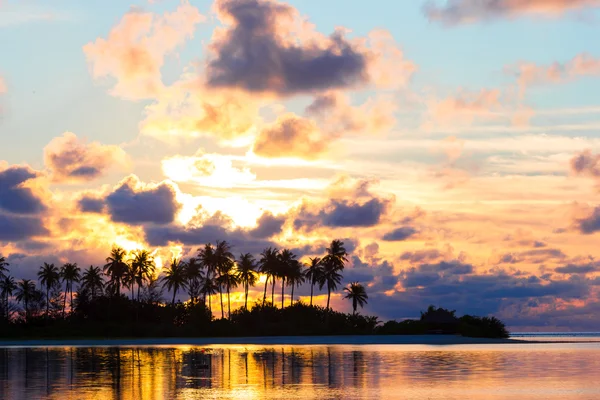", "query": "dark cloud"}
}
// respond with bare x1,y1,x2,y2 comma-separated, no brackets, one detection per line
295,198,391,230
0,214,48,242
423,0,600,26
399,249,443,263
555,263,600,274
249,211,285,238
402,260,474,288
382,226,417,241
578,207,600,234
571,150,600,177
0,166,46,215
206,0,369,95
105,178,181,225
78,196,106,213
